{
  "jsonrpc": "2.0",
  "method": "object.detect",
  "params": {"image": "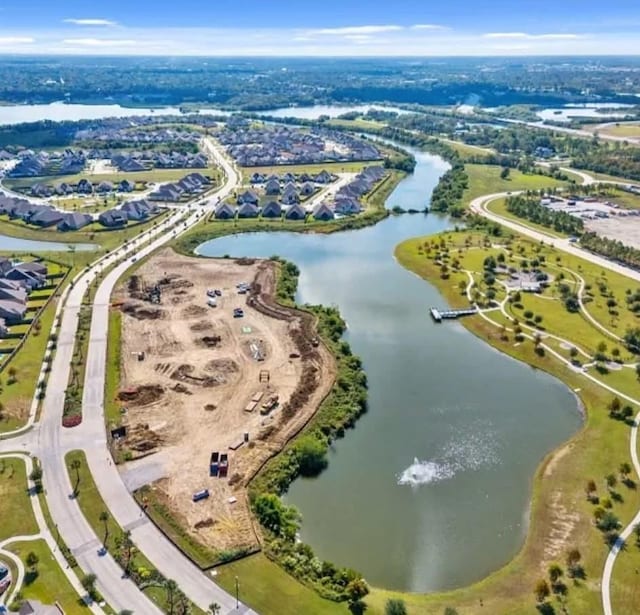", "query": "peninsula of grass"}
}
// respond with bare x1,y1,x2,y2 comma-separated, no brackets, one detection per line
0,456,39,541
382,228,640,614
8,539,90,615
